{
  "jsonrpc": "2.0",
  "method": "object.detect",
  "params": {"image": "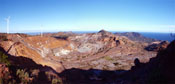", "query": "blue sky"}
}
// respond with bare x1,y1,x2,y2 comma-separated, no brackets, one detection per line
0,0,175,33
